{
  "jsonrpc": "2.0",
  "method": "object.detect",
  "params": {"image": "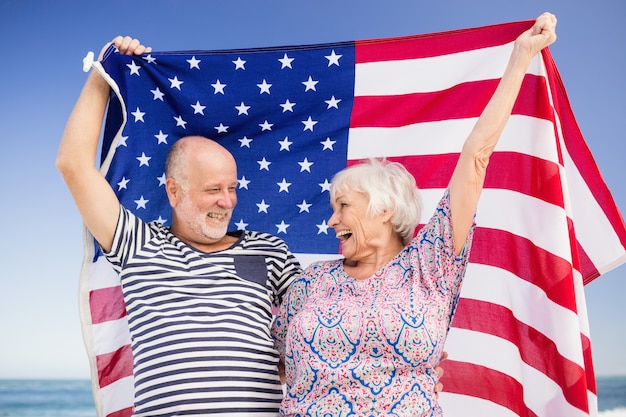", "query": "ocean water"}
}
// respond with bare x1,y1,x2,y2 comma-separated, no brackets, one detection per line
597,377,626,416
0,377,624,416
0,380,95,417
